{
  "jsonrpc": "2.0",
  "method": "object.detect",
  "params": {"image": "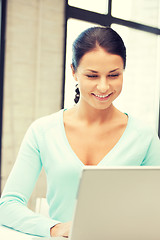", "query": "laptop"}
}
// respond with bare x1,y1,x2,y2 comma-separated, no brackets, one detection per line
33,166,160,240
